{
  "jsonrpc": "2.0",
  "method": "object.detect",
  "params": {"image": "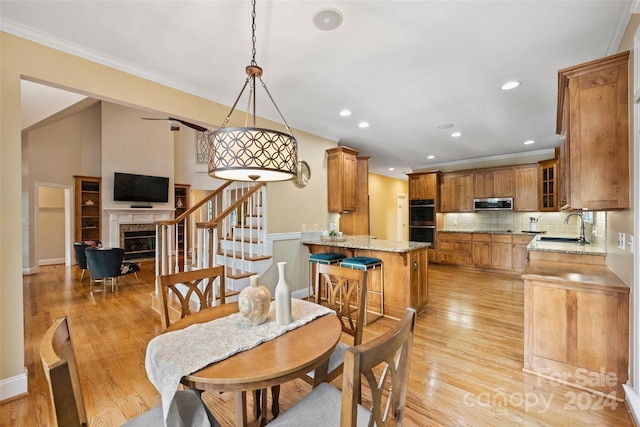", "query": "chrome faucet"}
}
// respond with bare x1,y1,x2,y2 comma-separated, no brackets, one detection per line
563,212,587,243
